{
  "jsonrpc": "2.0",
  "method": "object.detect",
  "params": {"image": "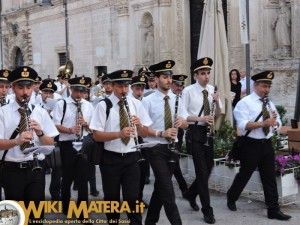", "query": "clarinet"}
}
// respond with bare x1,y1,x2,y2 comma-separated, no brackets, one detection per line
168,93,180,163
264,95,283,149
204,85,217,147
122,95,145,163
22,98,42,172
75,99,83,142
